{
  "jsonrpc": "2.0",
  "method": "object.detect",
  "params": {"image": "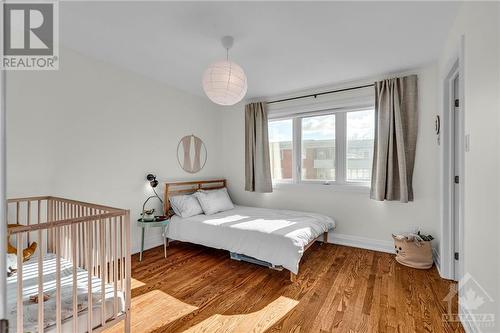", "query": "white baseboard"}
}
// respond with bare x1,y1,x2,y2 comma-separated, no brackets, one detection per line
459,303,481,333
327,233,442,274
327,232,394,253
433,248,442,277
131,235,164,256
